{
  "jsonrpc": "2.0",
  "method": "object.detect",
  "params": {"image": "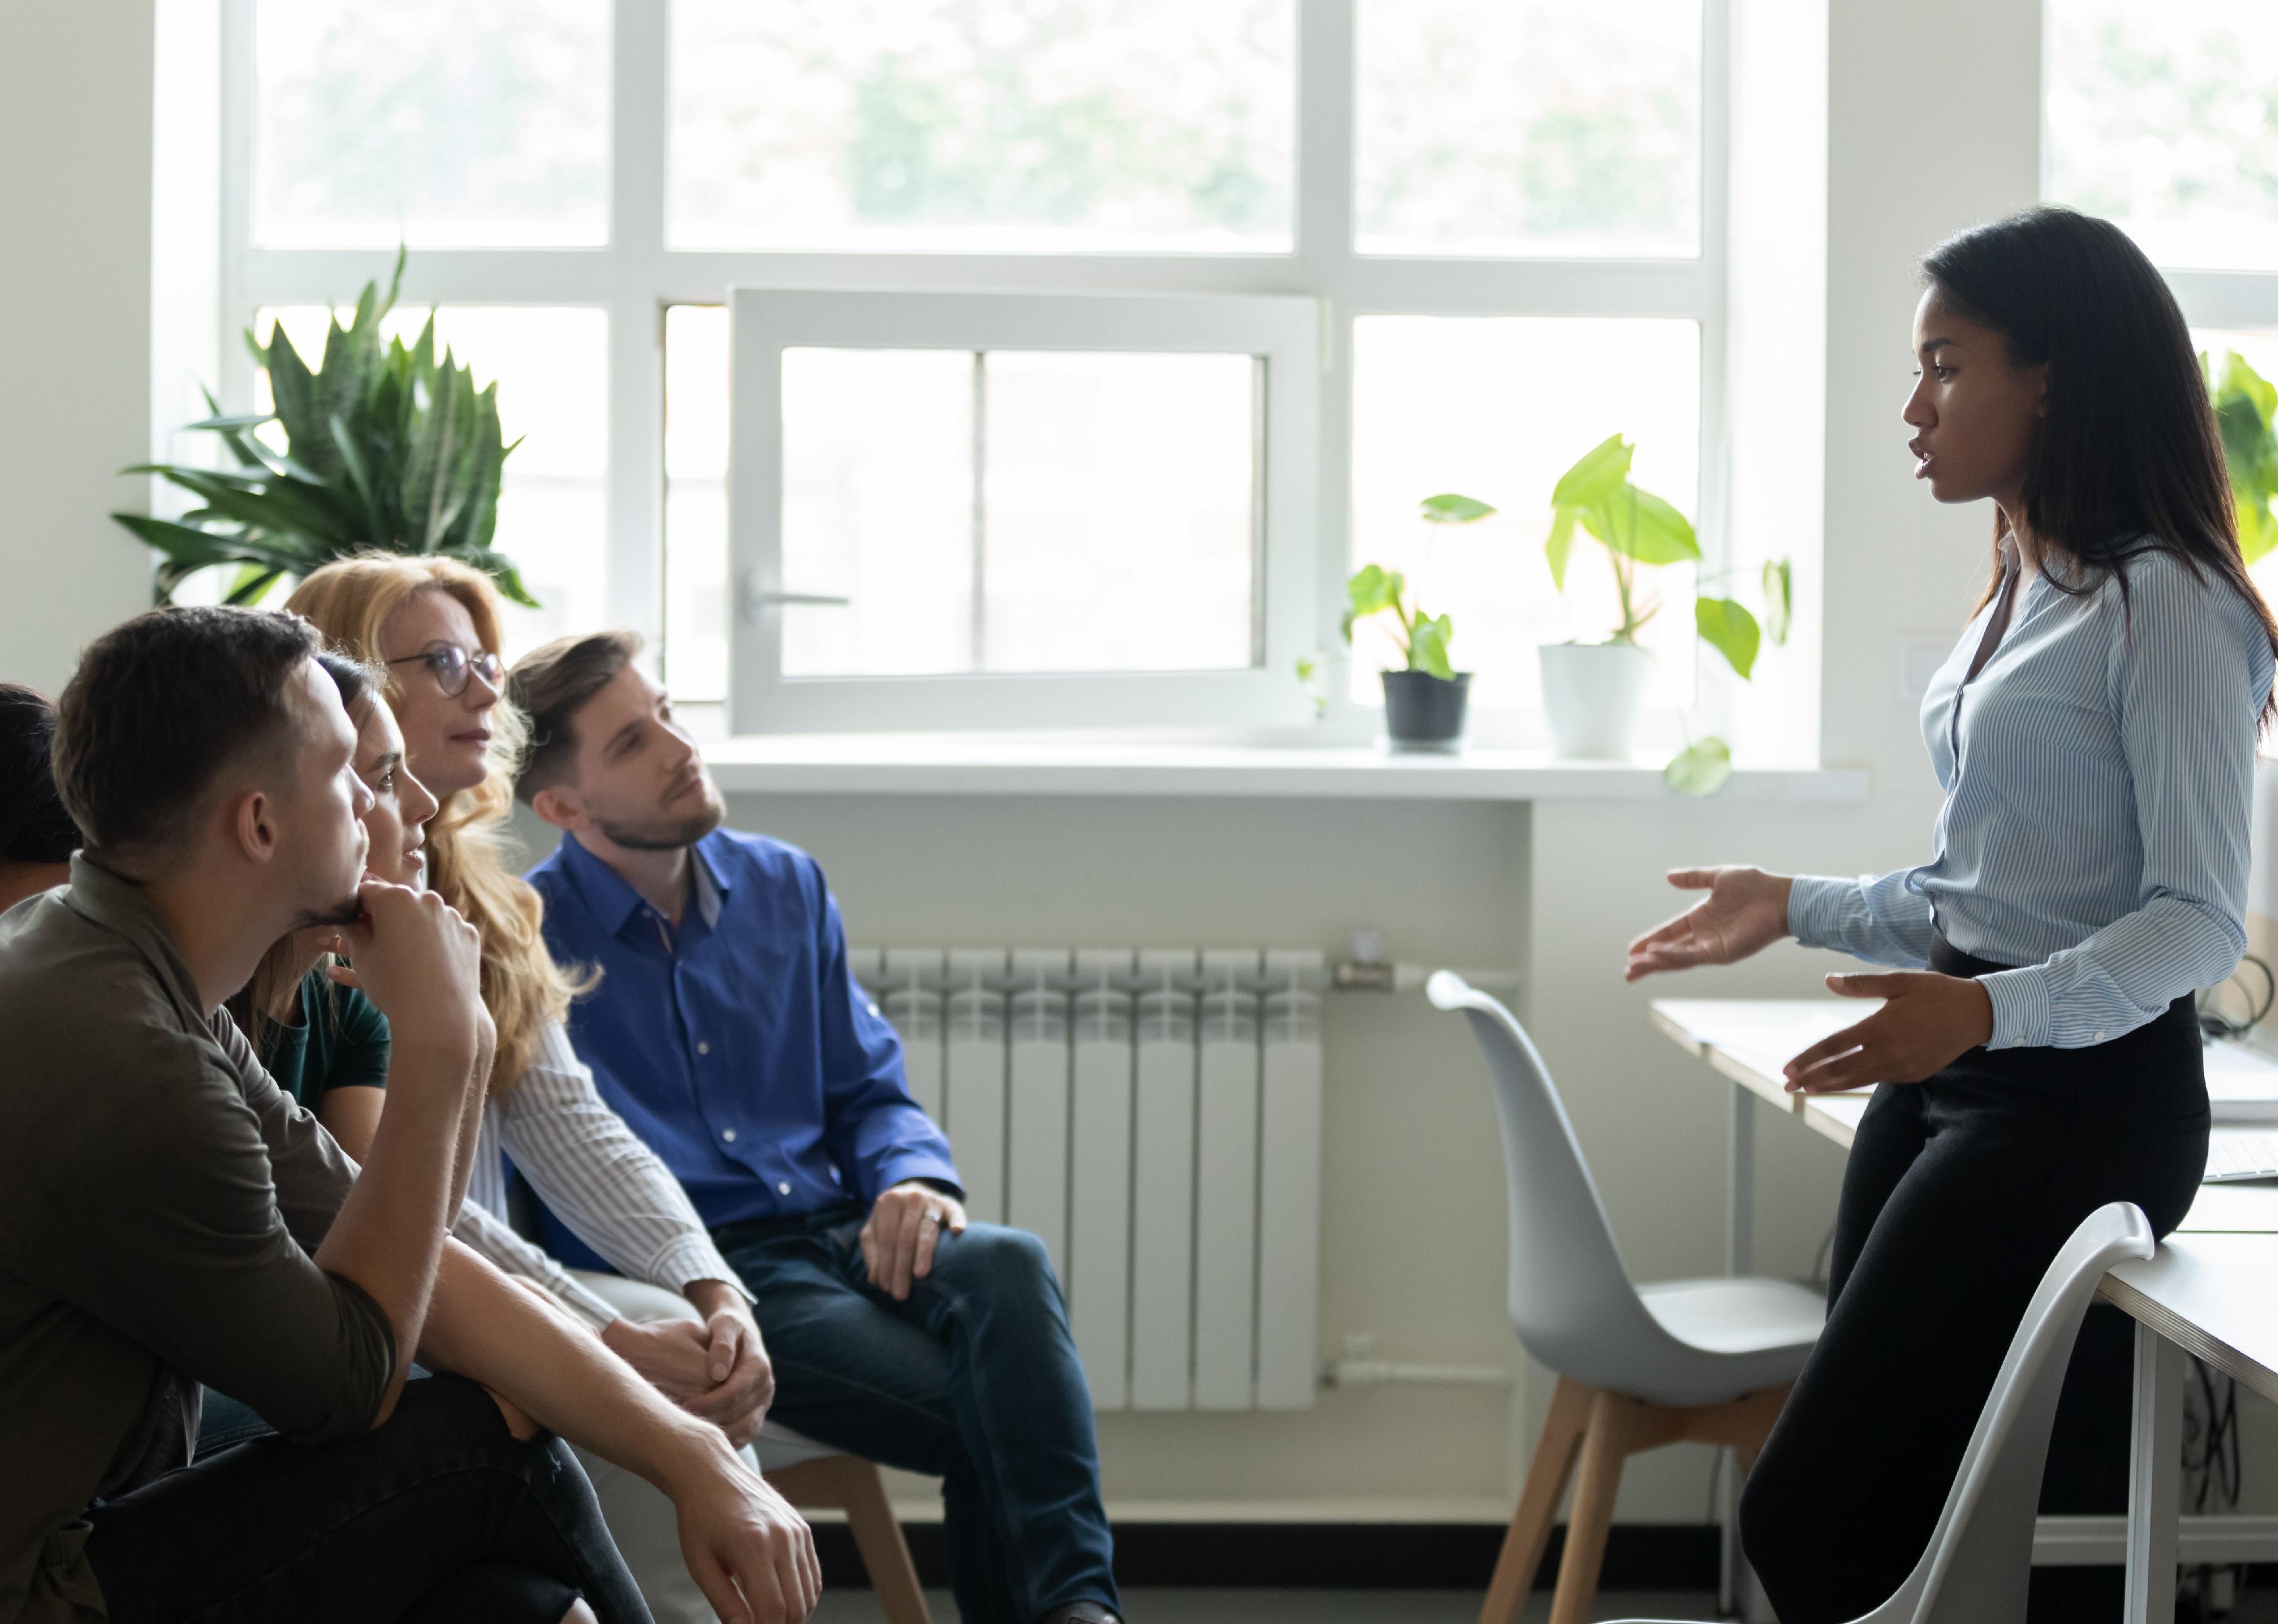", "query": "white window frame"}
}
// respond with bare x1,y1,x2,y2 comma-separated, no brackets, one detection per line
215,0,1731,740
730,289,1319,732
